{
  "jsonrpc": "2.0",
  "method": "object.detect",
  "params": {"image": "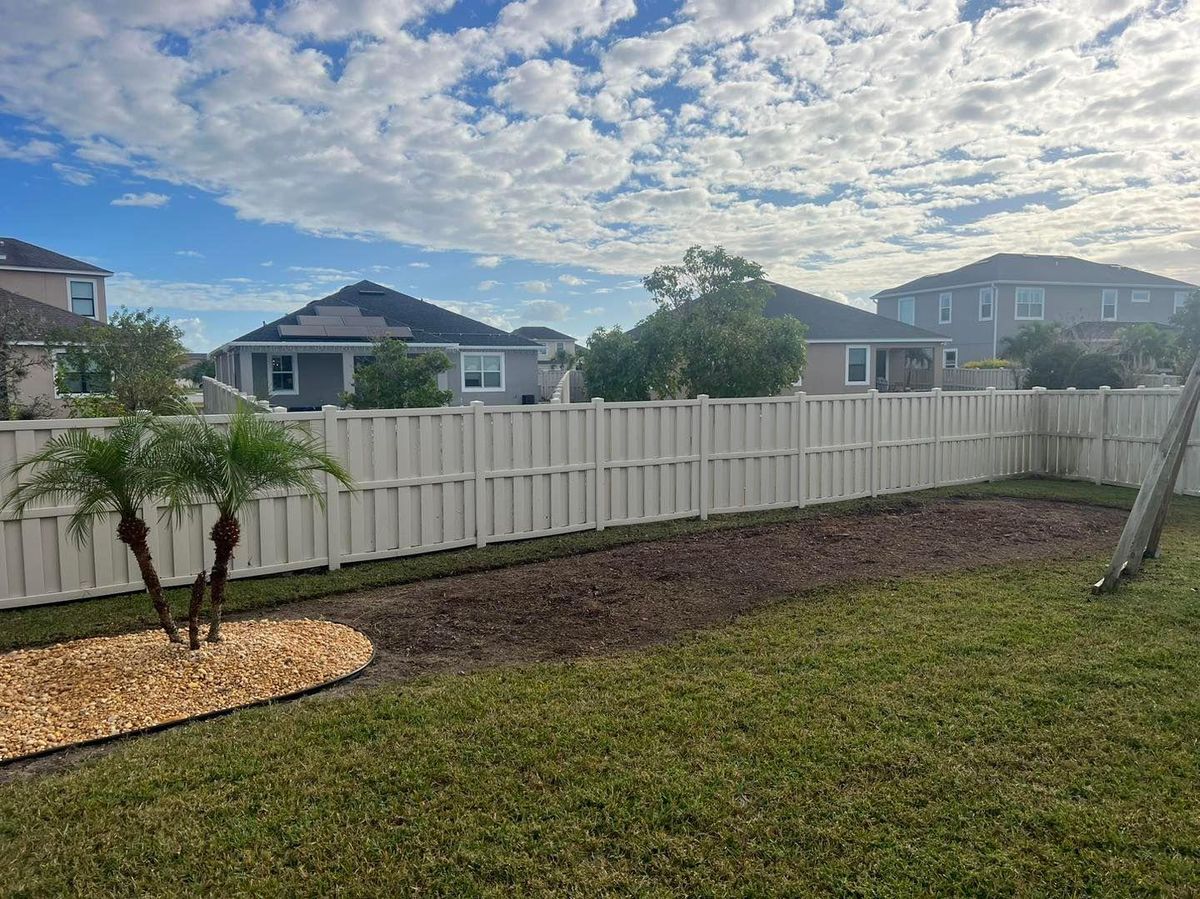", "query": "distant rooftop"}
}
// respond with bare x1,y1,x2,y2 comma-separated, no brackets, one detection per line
762,282,949,342
512,326,576,341
0,238,112,275
873,253,1197,298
